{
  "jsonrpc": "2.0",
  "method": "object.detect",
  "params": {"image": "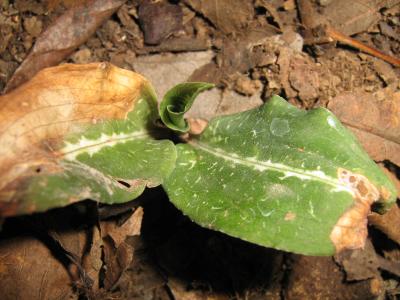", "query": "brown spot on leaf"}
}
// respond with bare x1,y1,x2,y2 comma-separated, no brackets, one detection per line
187,118,208,135
330,168,382,253
284,211,296,221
